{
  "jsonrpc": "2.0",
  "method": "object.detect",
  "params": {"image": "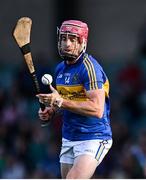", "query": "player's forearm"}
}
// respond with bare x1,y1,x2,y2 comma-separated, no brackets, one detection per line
61,99,103,118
